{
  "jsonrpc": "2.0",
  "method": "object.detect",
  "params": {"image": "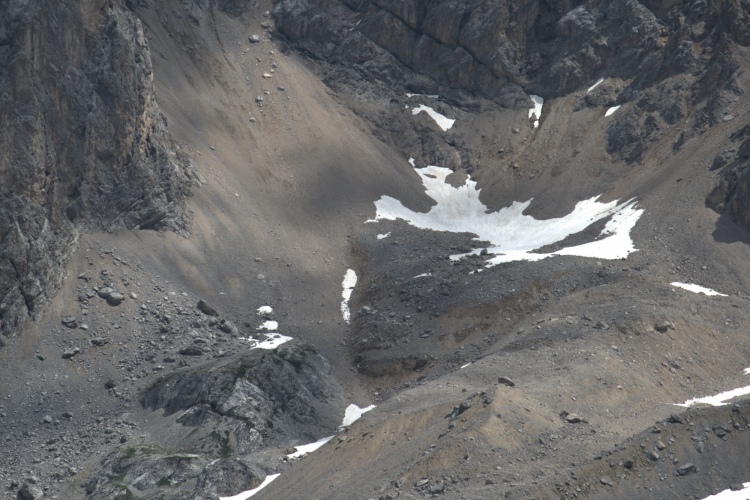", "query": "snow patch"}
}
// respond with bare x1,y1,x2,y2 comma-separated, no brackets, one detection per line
678,367,750,407
258,320,278,331
411,104,455,131
605,105,621,117
286,404,374,461
461,362,472,369
677,385,750,407
702,482,750,499
377,233,390,239
241,333,293,350
587,78,605,93
286,435,335,459
413,273,433,279
237,403,375,499
528,94,544,128
369,162,643,266
671,282,728,297
256,305,273,315
341,404,376,427
406,93,439,99
341,269,358,323
220,473,280,500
